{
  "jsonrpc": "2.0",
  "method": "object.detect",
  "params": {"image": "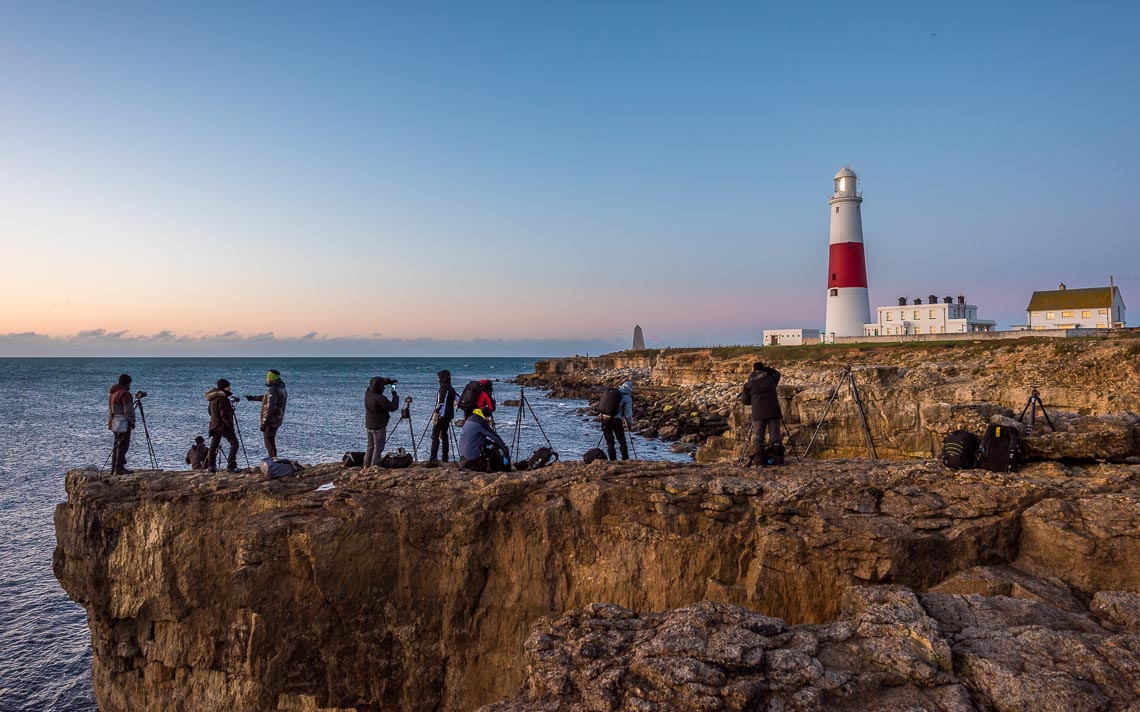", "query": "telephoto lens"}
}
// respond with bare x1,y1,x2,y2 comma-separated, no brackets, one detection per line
135,391,148,399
